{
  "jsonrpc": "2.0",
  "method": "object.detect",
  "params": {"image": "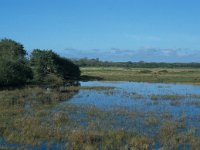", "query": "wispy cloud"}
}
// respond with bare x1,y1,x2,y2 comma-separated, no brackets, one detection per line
58,47,200,62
